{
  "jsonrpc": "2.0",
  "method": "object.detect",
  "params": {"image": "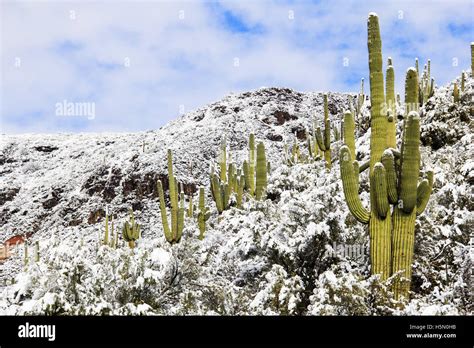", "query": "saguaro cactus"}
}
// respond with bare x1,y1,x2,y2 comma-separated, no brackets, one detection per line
255,142,268,200
340,13,392,280
197,186,210,240
248,133,256,196
157,150,185,243
315,94,332,169
453,82,459,103
122,209,140,248
341,59,433,299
